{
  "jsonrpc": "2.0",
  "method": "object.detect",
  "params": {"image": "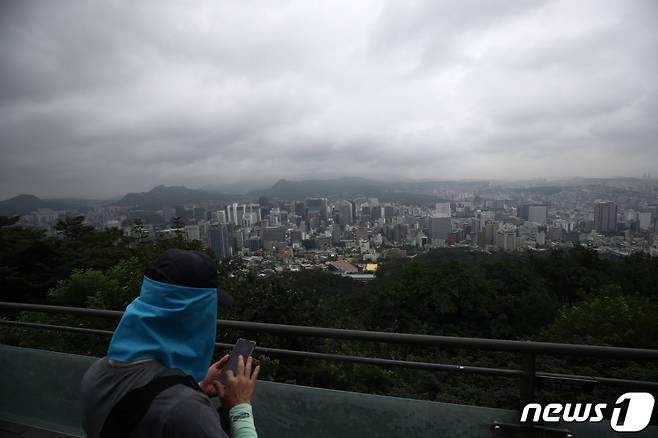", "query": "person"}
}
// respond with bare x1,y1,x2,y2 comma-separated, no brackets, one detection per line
80,249,260,437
